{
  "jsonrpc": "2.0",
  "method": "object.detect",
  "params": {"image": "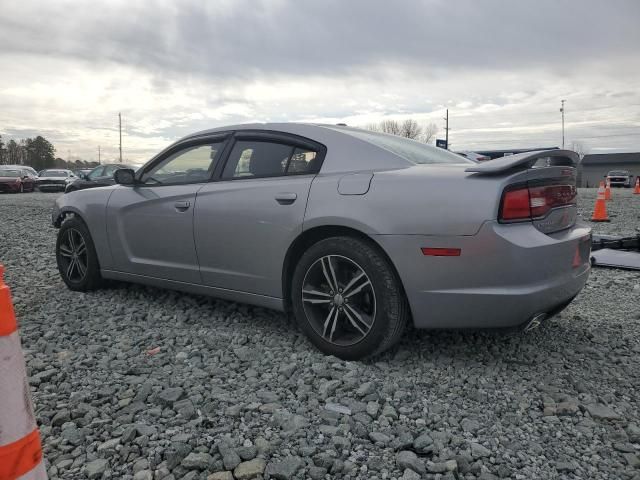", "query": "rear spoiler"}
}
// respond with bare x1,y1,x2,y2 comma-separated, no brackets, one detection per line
465,149,579,174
